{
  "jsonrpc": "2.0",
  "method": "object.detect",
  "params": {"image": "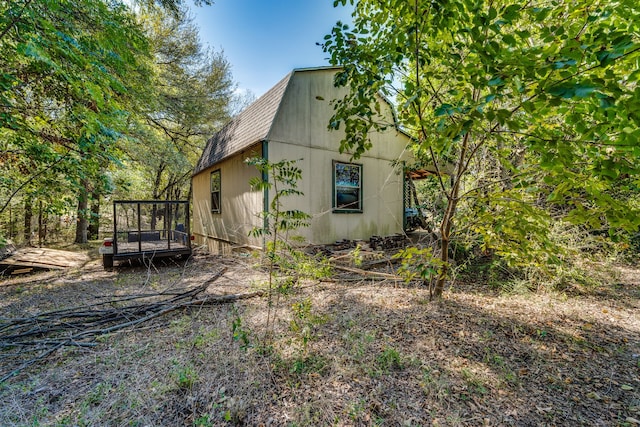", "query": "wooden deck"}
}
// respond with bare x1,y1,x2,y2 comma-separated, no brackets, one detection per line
0,248,90,274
